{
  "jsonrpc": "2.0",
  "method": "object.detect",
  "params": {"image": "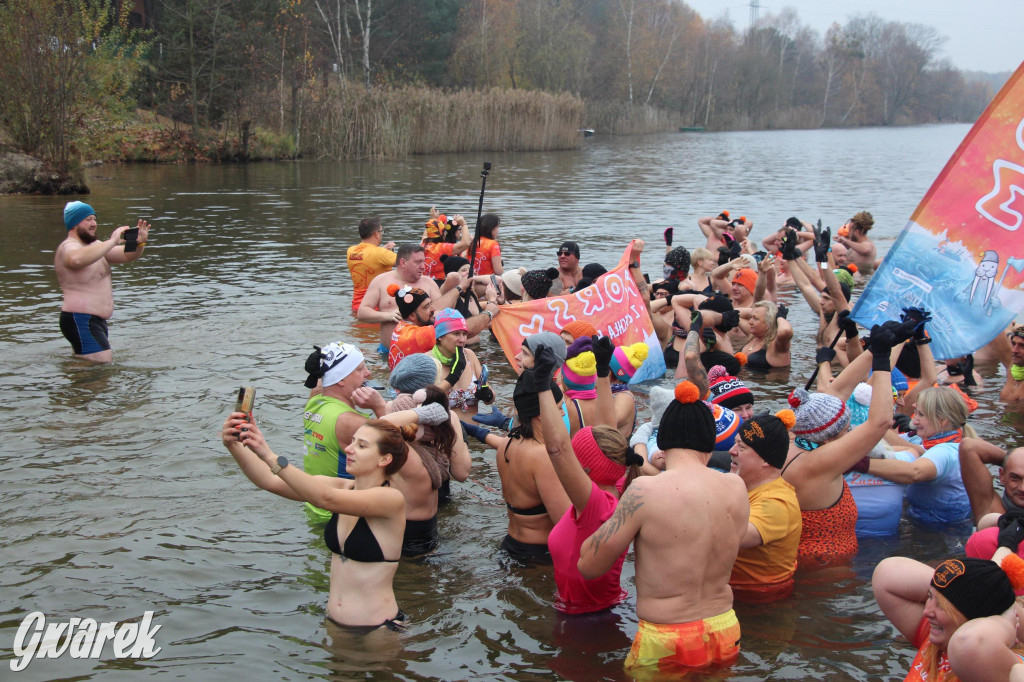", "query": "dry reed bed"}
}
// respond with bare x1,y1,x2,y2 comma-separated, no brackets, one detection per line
307,86,584,159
